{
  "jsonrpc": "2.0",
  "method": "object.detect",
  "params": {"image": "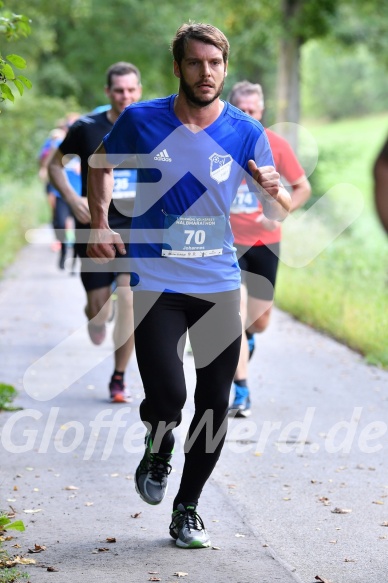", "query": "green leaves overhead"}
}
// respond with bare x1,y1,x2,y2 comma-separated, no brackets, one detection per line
6,52,26,68
0,3,31,107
